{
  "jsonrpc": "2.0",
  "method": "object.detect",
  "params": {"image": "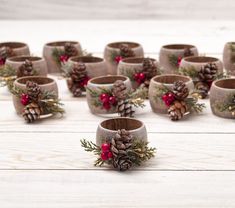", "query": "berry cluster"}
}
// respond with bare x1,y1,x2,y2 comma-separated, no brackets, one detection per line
20,93,30,106
100,143,113,161
59,55,69,63
0,58,6,65
115,56,123,64
99,93,117,110
134,72,146,84
162,92,175,106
